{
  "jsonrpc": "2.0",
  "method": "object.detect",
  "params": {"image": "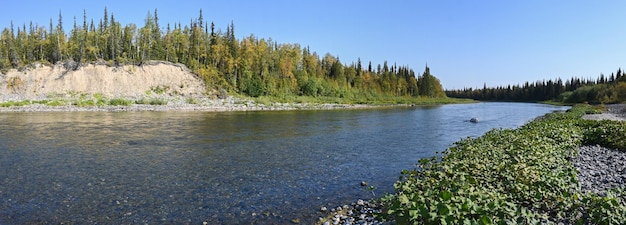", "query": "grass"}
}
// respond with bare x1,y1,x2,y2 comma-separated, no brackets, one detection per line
72,99,96,106
0,100,31,107
380,104,626,224
108,98,133,106
186,97,199,104
135,98,168,105
148,98,168,105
